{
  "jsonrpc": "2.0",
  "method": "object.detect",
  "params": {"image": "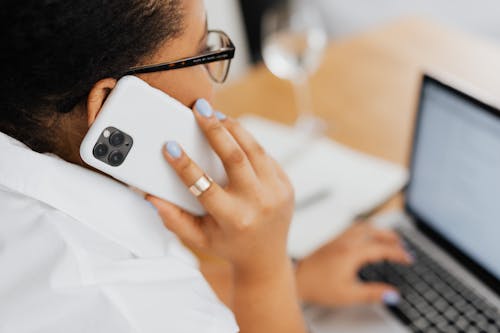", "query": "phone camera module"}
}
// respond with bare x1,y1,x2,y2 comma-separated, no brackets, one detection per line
93,143,109,158
109,131,125,147
93,127,133,167
108,151,125,166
